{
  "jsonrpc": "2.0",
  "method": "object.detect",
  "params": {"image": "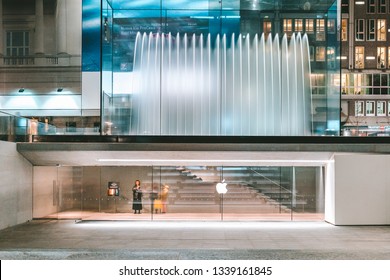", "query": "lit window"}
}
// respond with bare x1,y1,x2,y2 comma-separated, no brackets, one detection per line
316,46,326,61
355,19,365,41
353,74,364,95
377,47,386,69
263,21,272,37
311,74,326,95
367,0,376,13
355,101,364,116
341,19,348,41
377,101,386,116
388,47,390,68
355,46,365,69
341,74,348,94
366,101,375,116
377,19,386,41
316,19,326,41
283,19,293,35
306,19,314,34
295,19,303,32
